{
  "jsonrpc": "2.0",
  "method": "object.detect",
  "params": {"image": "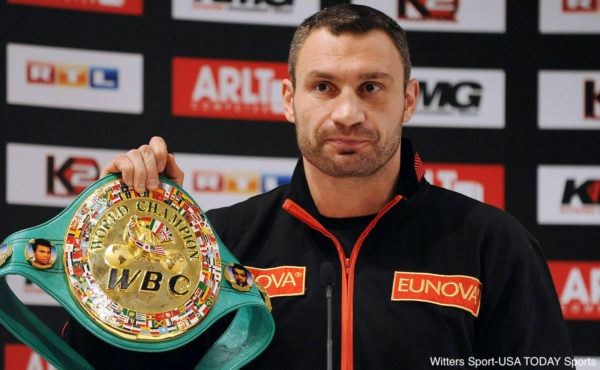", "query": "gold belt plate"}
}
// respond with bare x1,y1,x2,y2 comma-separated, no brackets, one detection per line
63,179,222,341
